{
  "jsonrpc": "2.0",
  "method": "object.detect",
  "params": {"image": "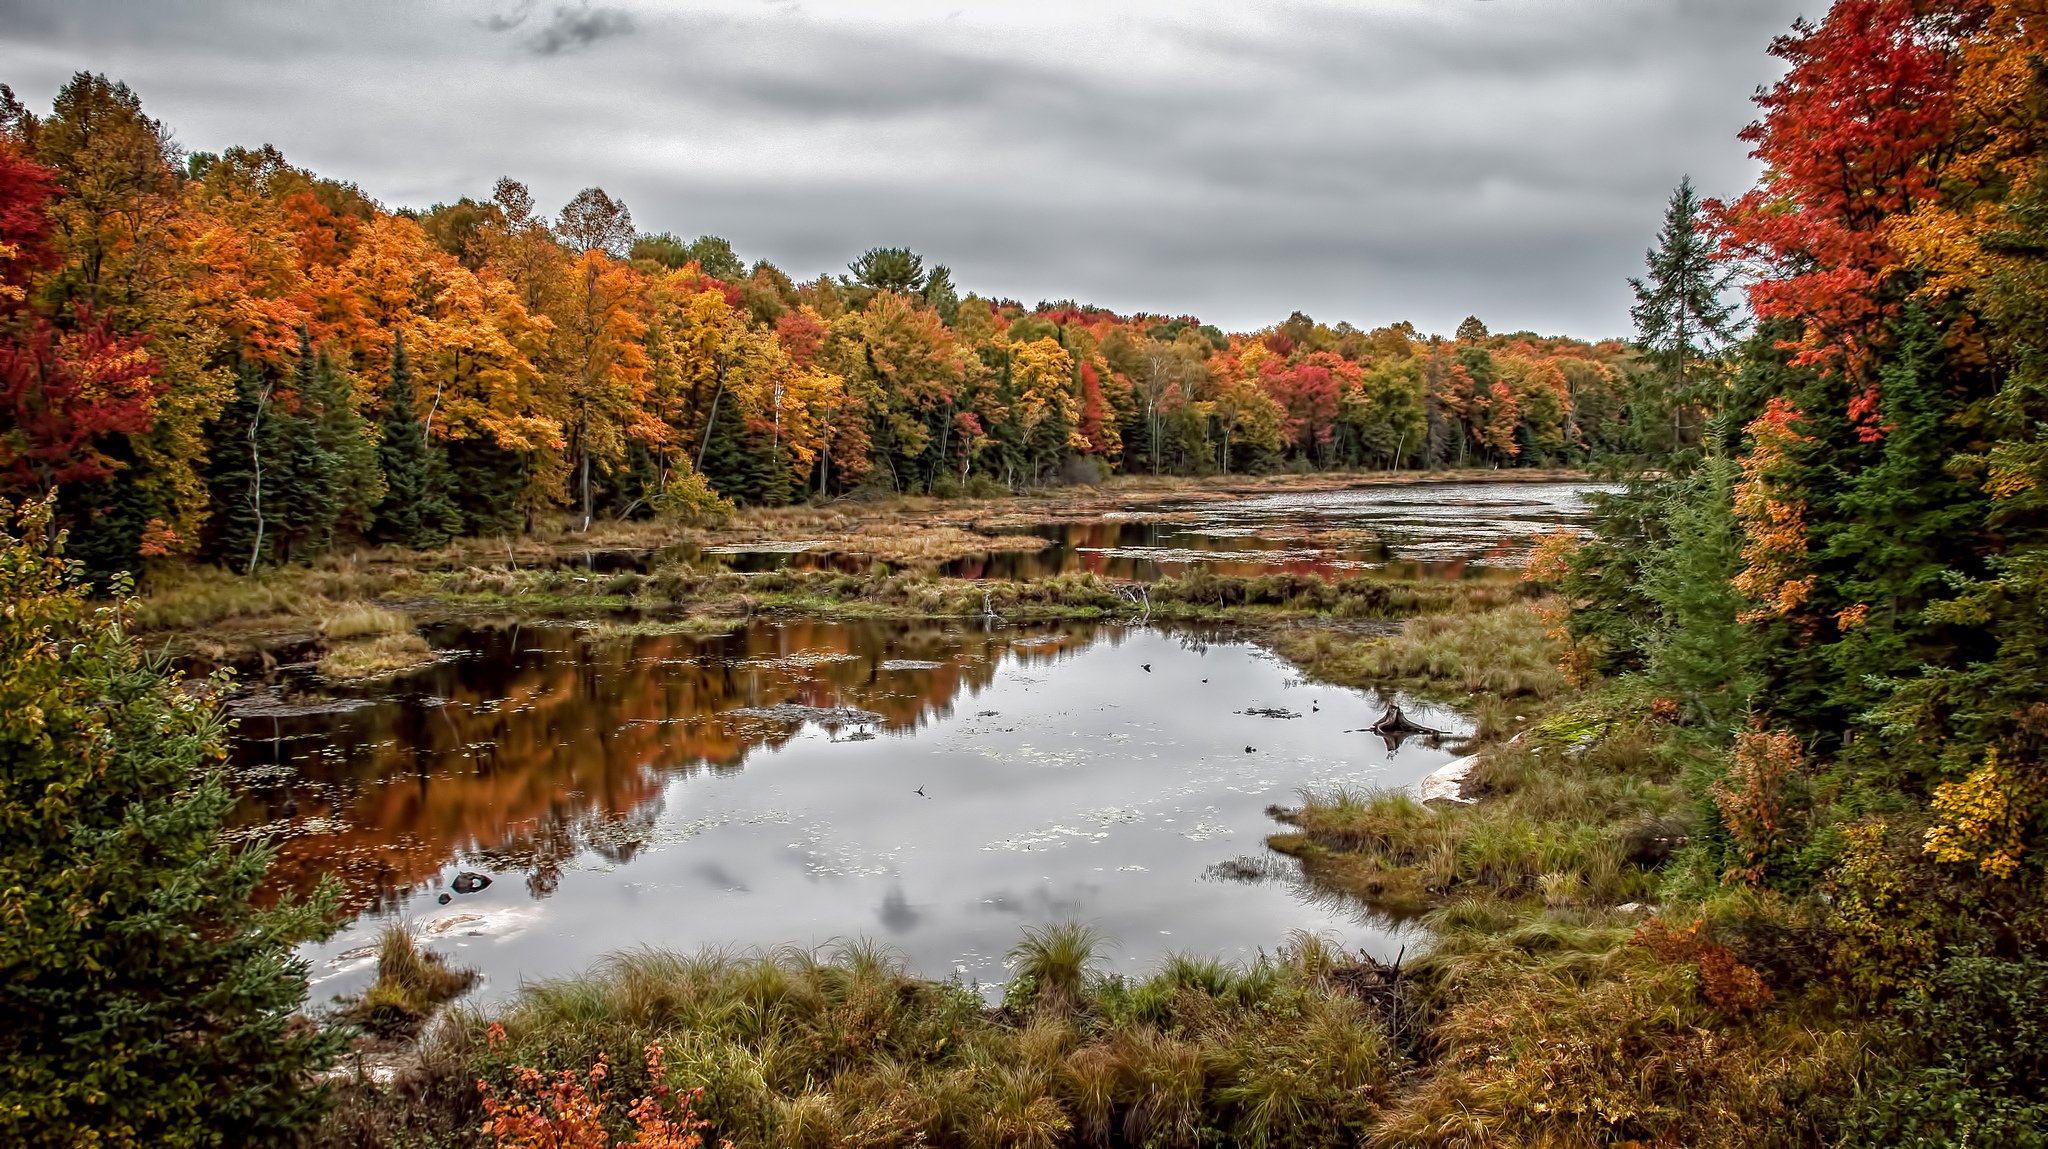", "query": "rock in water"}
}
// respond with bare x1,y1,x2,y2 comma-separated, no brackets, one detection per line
451,871,492,894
